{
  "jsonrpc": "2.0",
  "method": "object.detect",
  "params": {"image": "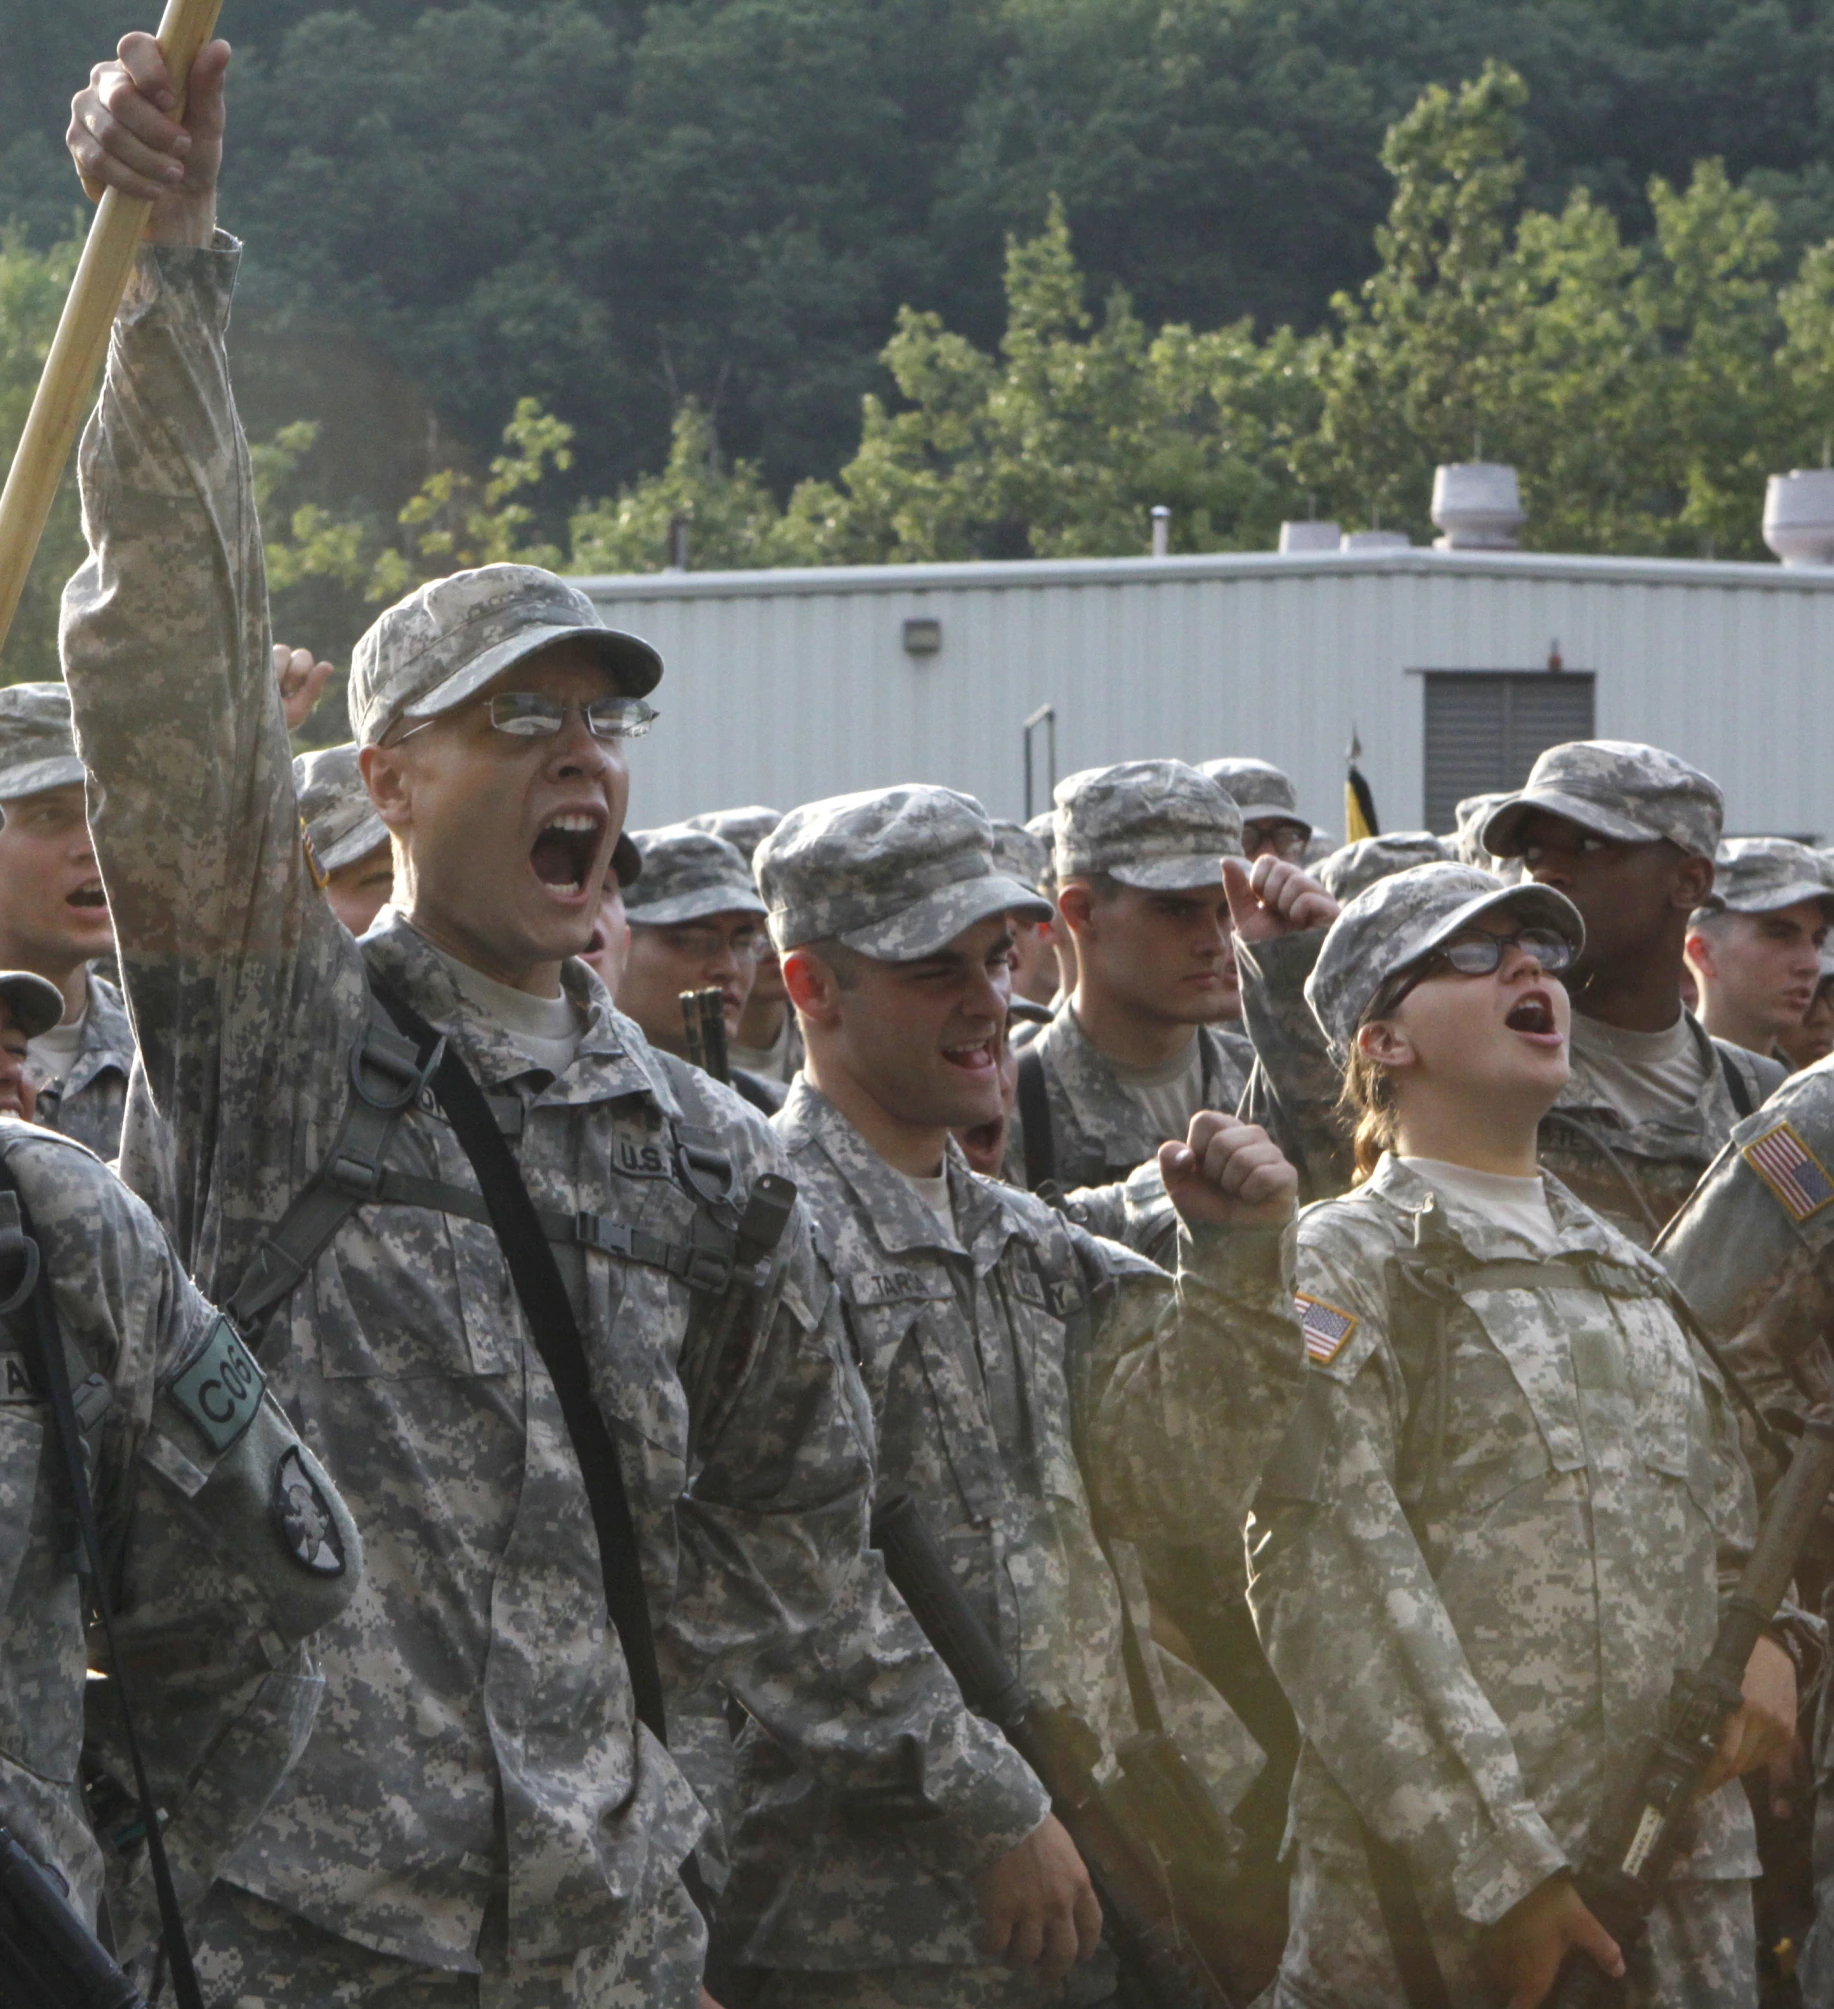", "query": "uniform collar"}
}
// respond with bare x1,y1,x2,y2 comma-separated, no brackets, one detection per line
1362,1151,1628,1267
1036,1007,1221,1149
360,908,660,1103
1554,1006,1719,1135
61,968,135,1094
781,1076,1023,1271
